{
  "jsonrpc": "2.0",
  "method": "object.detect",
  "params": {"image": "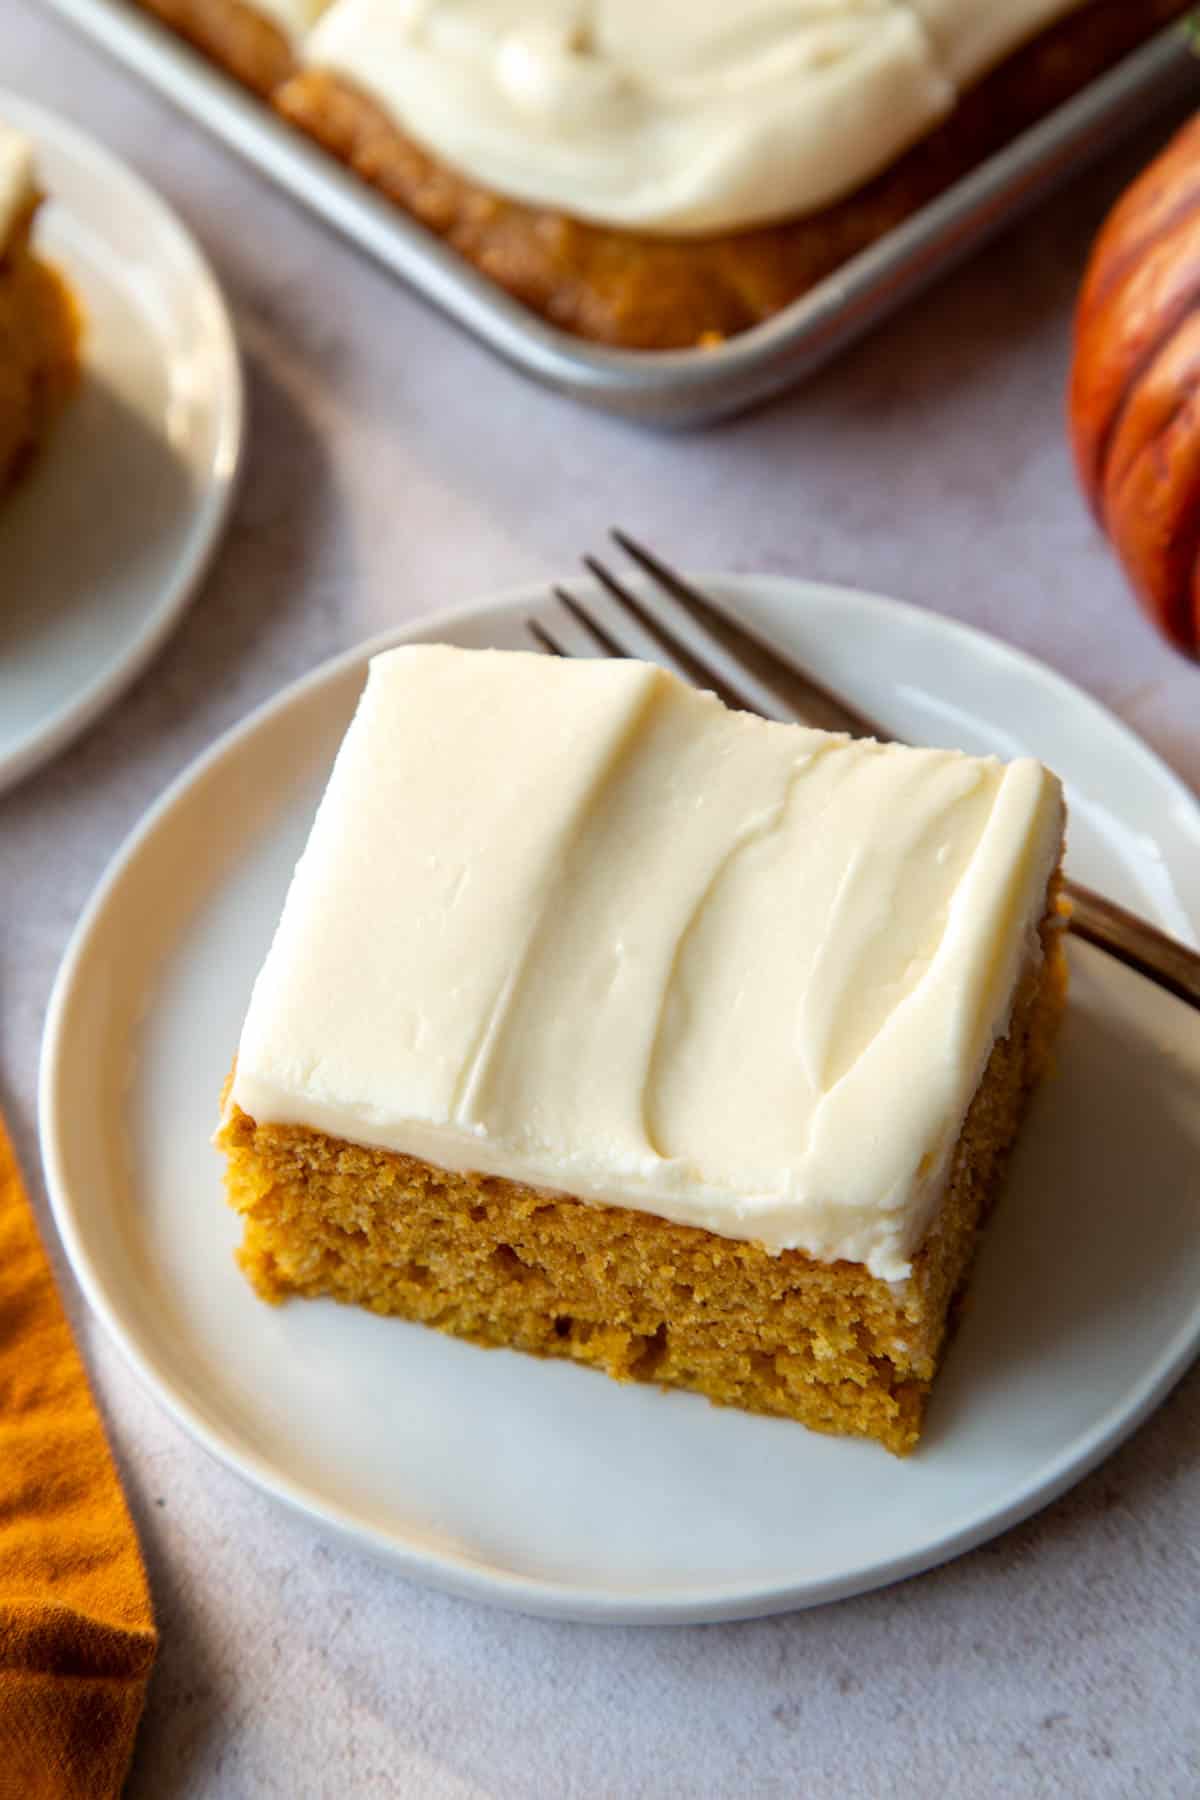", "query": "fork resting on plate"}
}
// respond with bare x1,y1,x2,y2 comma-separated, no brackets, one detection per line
527,532,1200,1012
